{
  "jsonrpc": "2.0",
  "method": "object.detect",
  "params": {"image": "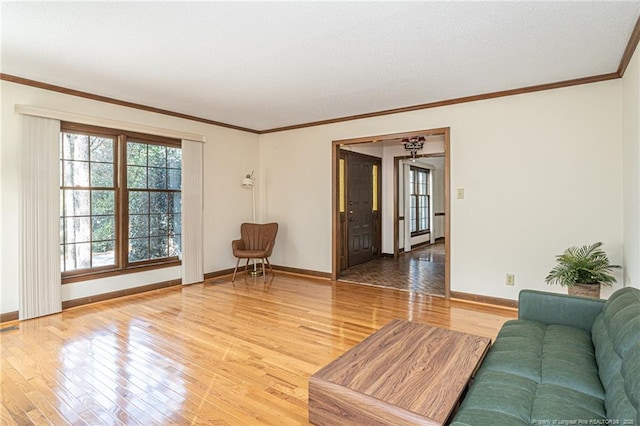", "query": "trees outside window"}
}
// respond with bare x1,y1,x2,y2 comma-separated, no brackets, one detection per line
60,124,181,281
